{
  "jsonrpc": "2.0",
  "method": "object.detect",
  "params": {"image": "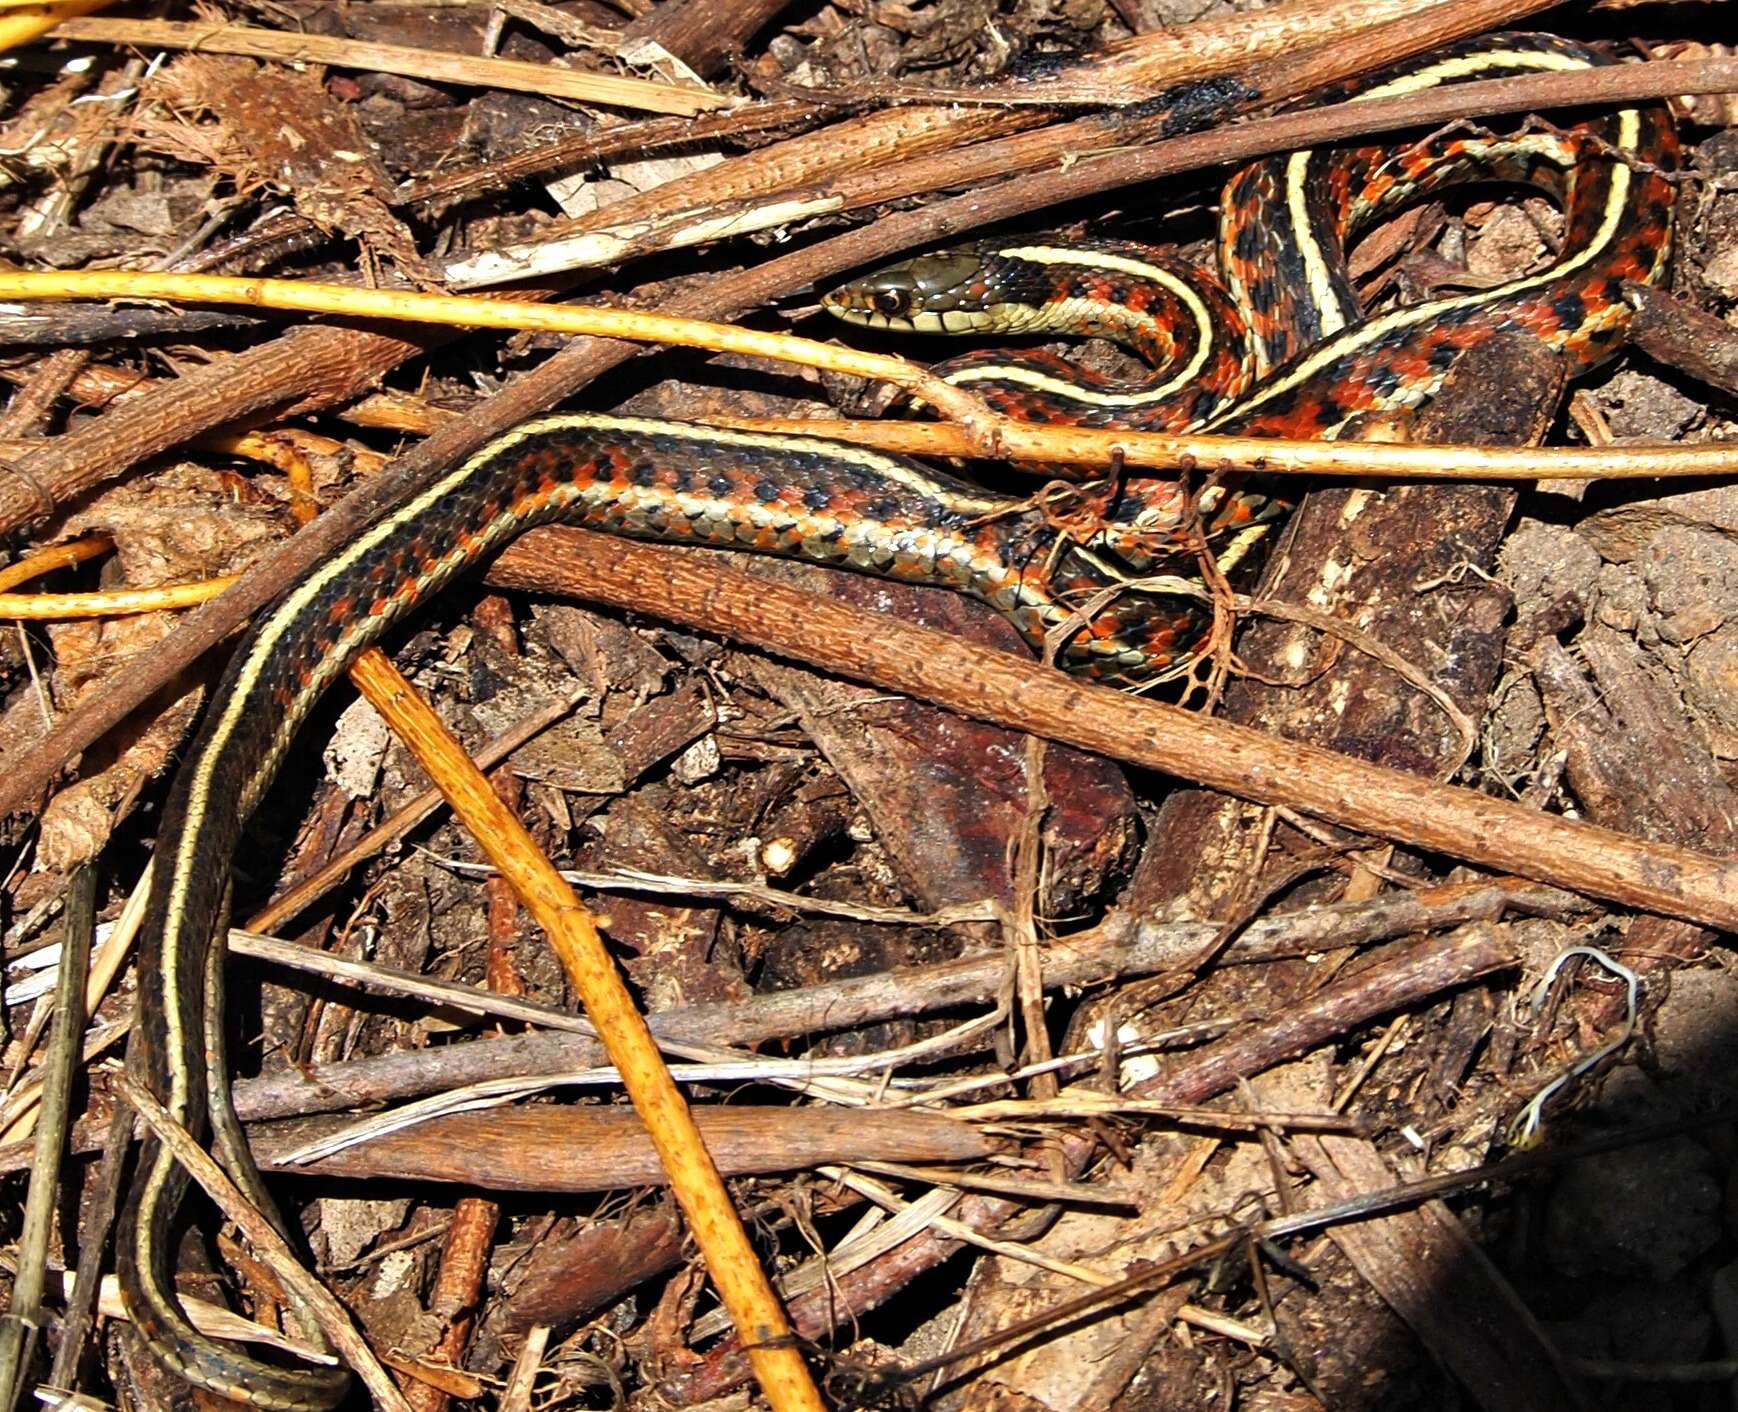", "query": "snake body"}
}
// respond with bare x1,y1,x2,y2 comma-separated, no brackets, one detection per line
829,34,1676,442
118,33,1676,1407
